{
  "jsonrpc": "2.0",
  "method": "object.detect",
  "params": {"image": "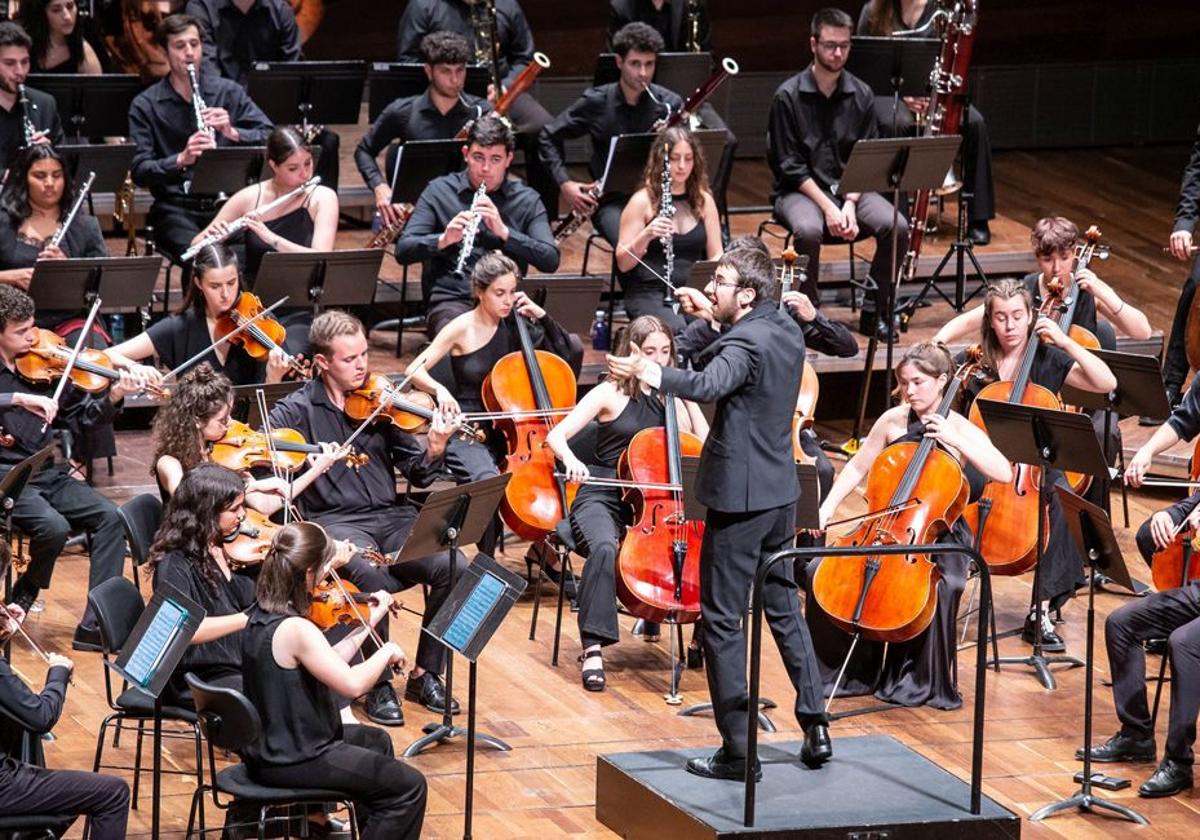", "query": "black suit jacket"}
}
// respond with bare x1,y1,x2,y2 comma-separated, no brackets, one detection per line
658,302,805,513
